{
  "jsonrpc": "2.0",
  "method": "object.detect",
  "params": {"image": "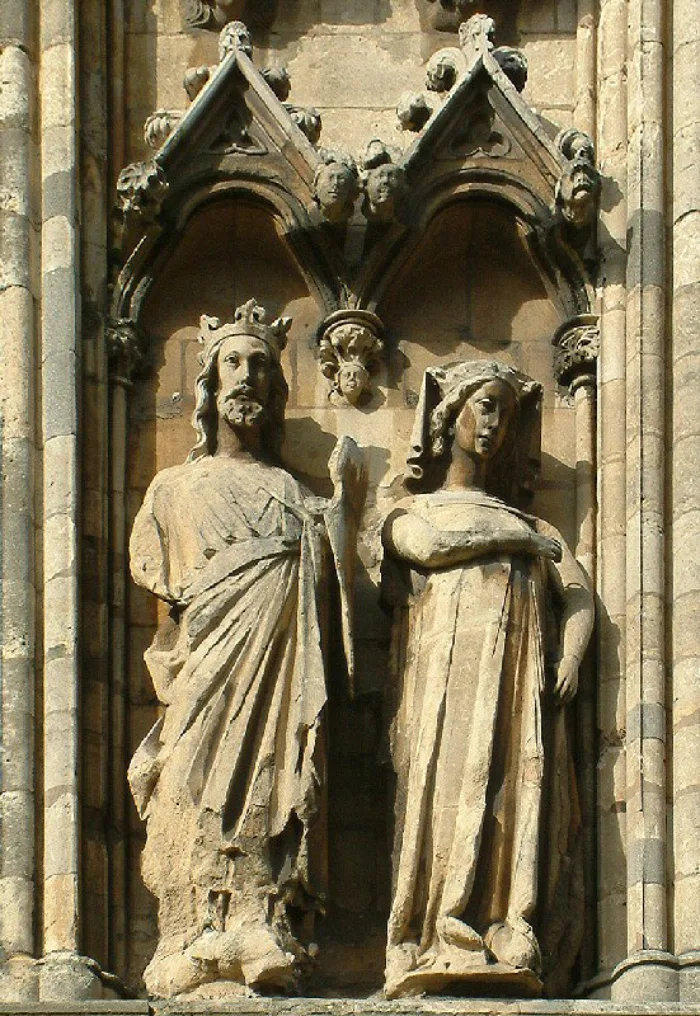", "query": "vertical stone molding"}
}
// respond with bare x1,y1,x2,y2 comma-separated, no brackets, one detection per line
613,0,671,998
0,0,38,987
671,0,700,1001
593,0,629,989
39,0,81,975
